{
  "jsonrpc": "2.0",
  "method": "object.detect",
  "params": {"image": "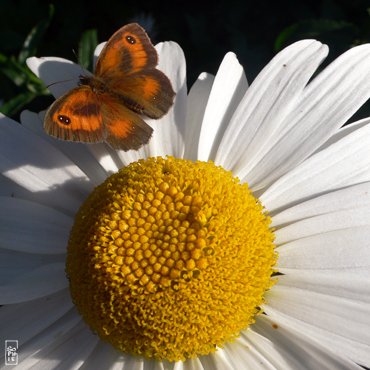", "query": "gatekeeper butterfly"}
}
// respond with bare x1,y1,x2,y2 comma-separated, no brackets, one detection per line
44,23,175,151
